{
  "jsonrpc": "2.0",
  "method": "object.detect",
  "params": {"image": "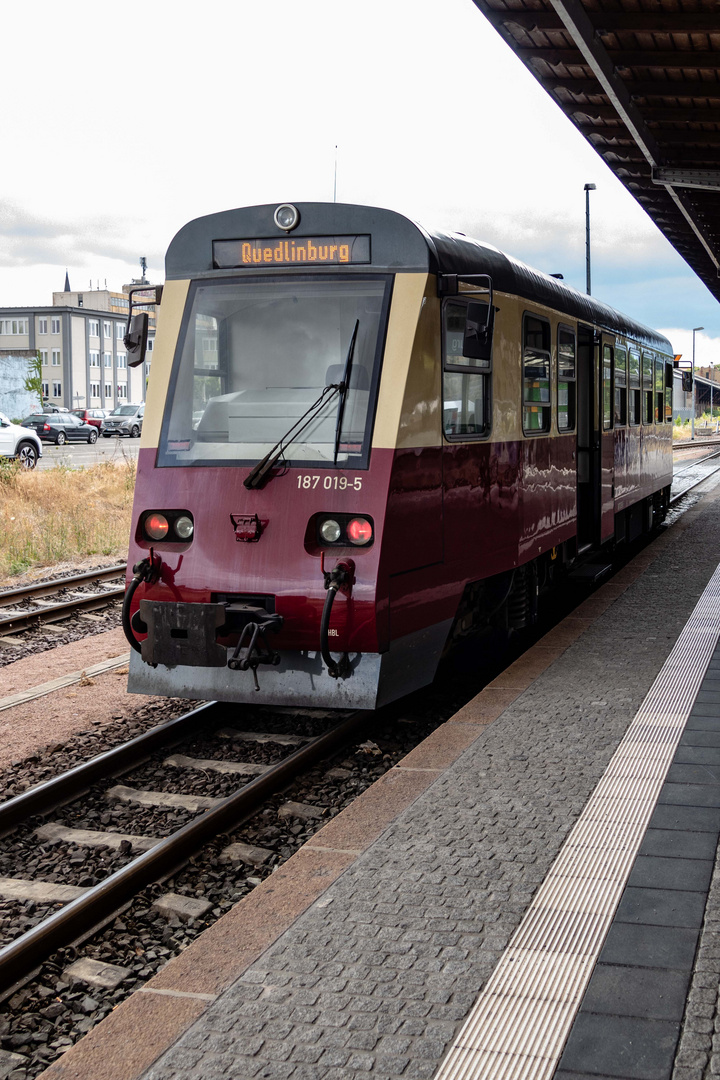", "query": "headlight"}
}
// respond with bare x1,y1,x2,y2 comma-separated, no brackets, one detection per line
274,203,300,231
320,519,342,543
174,515,194,540
145,513,169,540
